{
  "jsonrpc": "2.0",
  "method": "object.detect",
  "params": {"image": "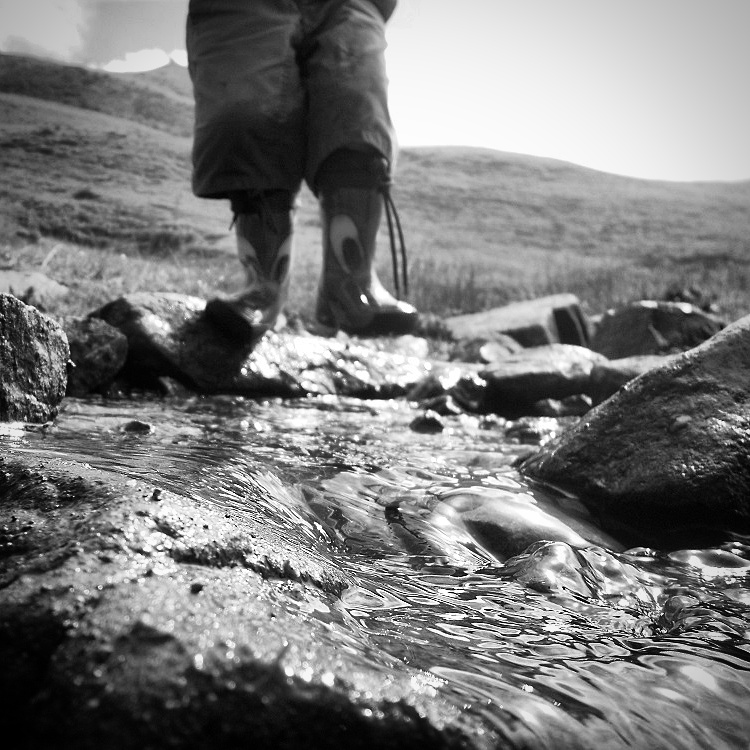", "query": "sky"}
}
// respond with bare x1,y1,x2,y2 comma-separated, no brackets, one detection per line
1,0,749,182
